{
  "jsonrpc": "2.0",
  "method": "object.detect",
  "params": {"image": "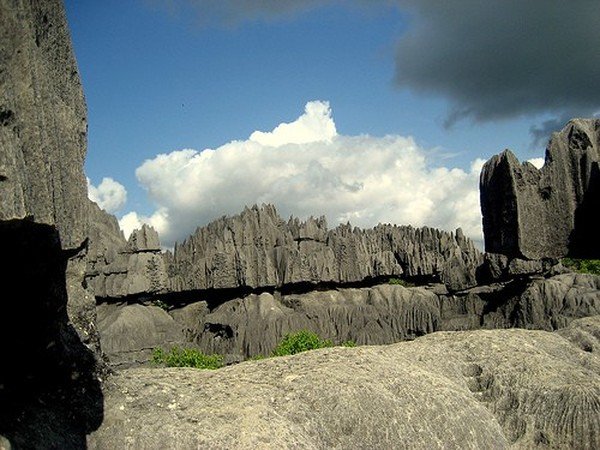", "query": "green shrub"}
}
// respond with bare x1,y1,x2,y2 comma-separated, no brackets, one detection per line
151,299,169,310
562,258,600,275
341,340,357,348
271,330,333,356
152,346,223,369
388,277,415,287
